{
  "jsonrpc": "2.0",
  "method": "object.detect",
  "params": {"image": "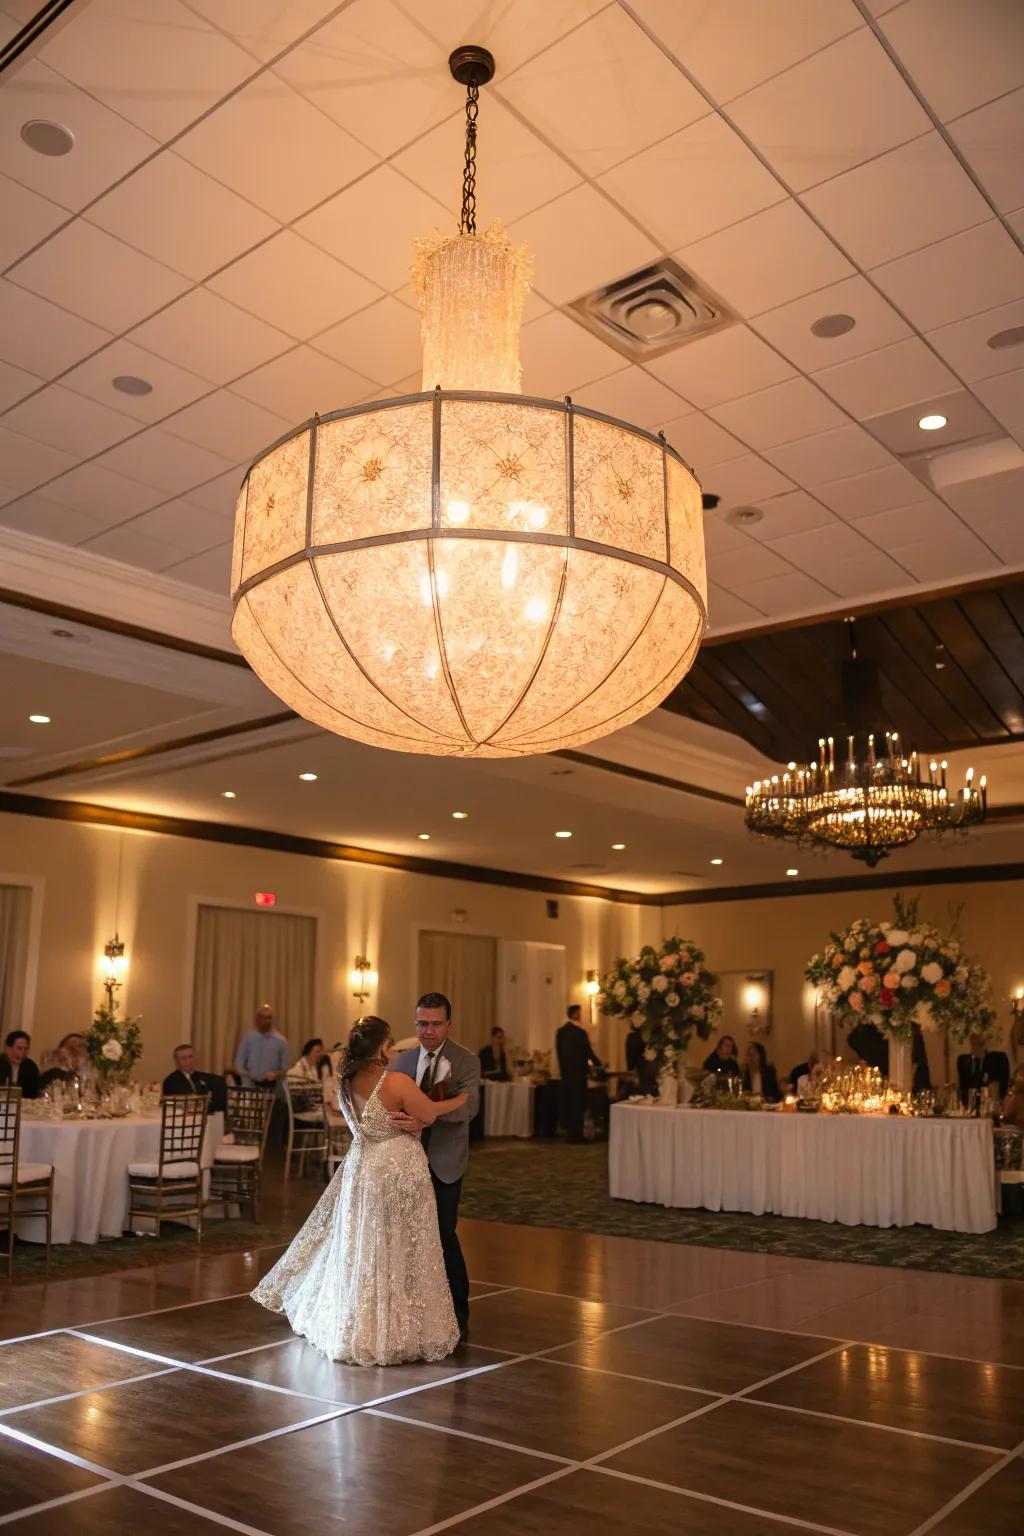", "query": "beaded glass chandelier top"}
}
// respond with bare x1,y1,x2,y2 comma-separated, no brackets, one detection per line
230,46,707,758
